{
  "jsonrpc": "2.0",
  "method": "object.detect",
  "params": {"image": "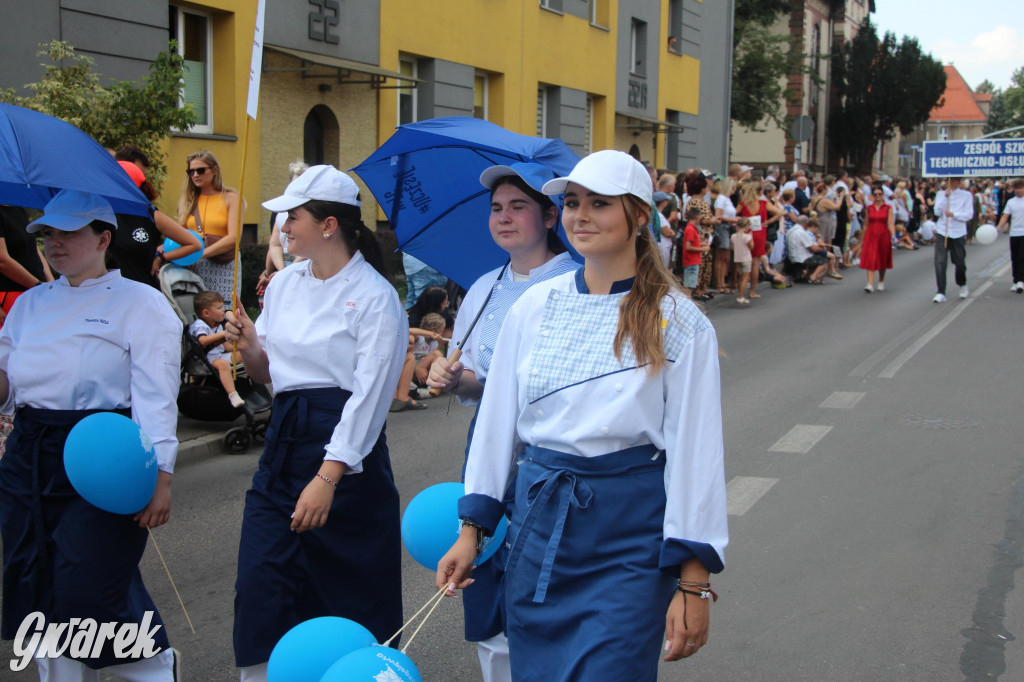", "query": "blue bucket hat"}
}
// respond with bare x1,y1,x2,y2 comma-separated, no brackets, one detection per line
27,189,117,233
